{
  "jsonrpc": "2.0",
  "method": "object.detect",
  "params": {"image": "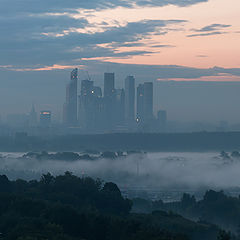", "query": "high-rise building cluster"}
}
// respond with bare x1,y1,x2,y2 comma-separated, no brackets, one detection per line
63,69,167,132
